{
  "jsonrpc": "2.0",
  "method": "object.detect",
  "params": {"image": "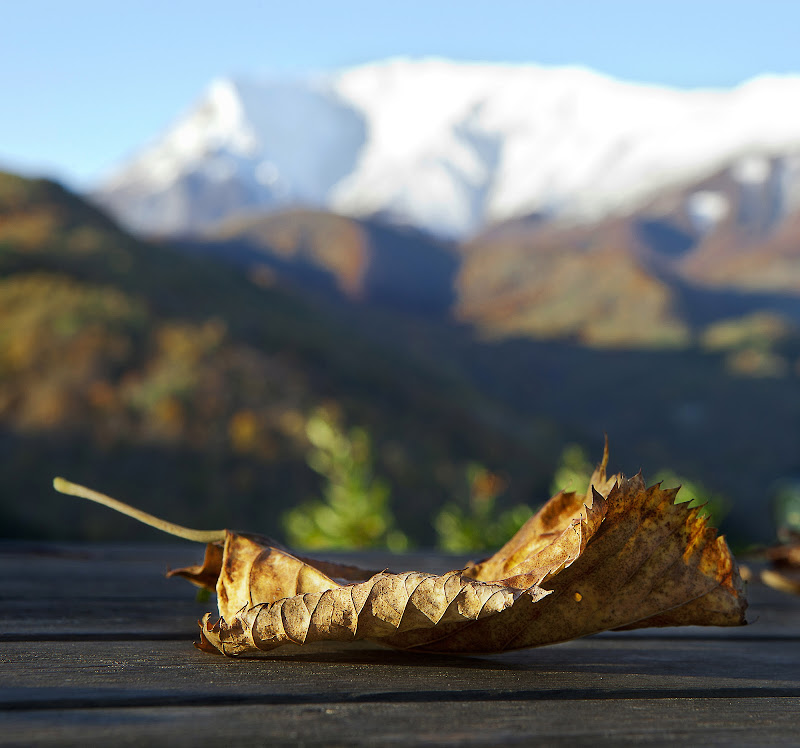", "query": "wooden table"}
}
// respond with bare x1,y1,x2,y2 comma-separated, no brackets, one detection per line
2,542,799,746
